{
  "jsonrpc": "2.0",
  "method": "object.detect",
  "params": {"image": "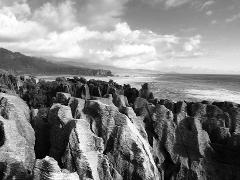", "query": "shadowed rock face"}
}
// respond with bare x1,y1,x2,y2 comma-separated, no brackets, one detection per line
56,92,71,105
32,108,50,159
68,97,87,119
48,104,73,164
152,105,213,180
150,101,240,180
